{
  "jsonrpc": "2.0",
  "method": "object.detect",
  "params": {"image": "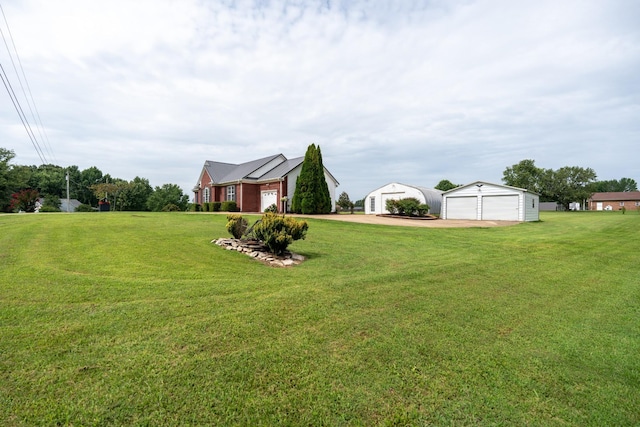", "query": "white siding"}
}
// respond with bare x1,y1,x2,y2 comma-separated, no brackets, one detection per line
442,181,539,222
524,193,540,221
